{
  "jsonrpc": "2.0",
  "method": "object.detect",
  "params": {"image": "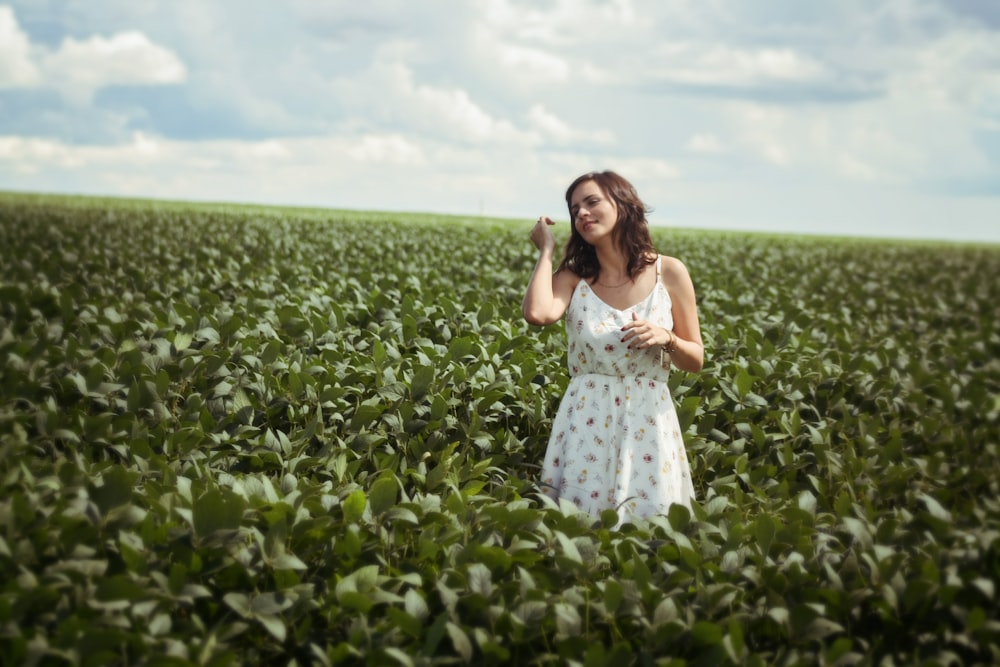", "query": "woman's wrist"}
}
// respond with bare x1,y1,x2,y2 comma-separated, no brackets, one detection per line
662,328,678,354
